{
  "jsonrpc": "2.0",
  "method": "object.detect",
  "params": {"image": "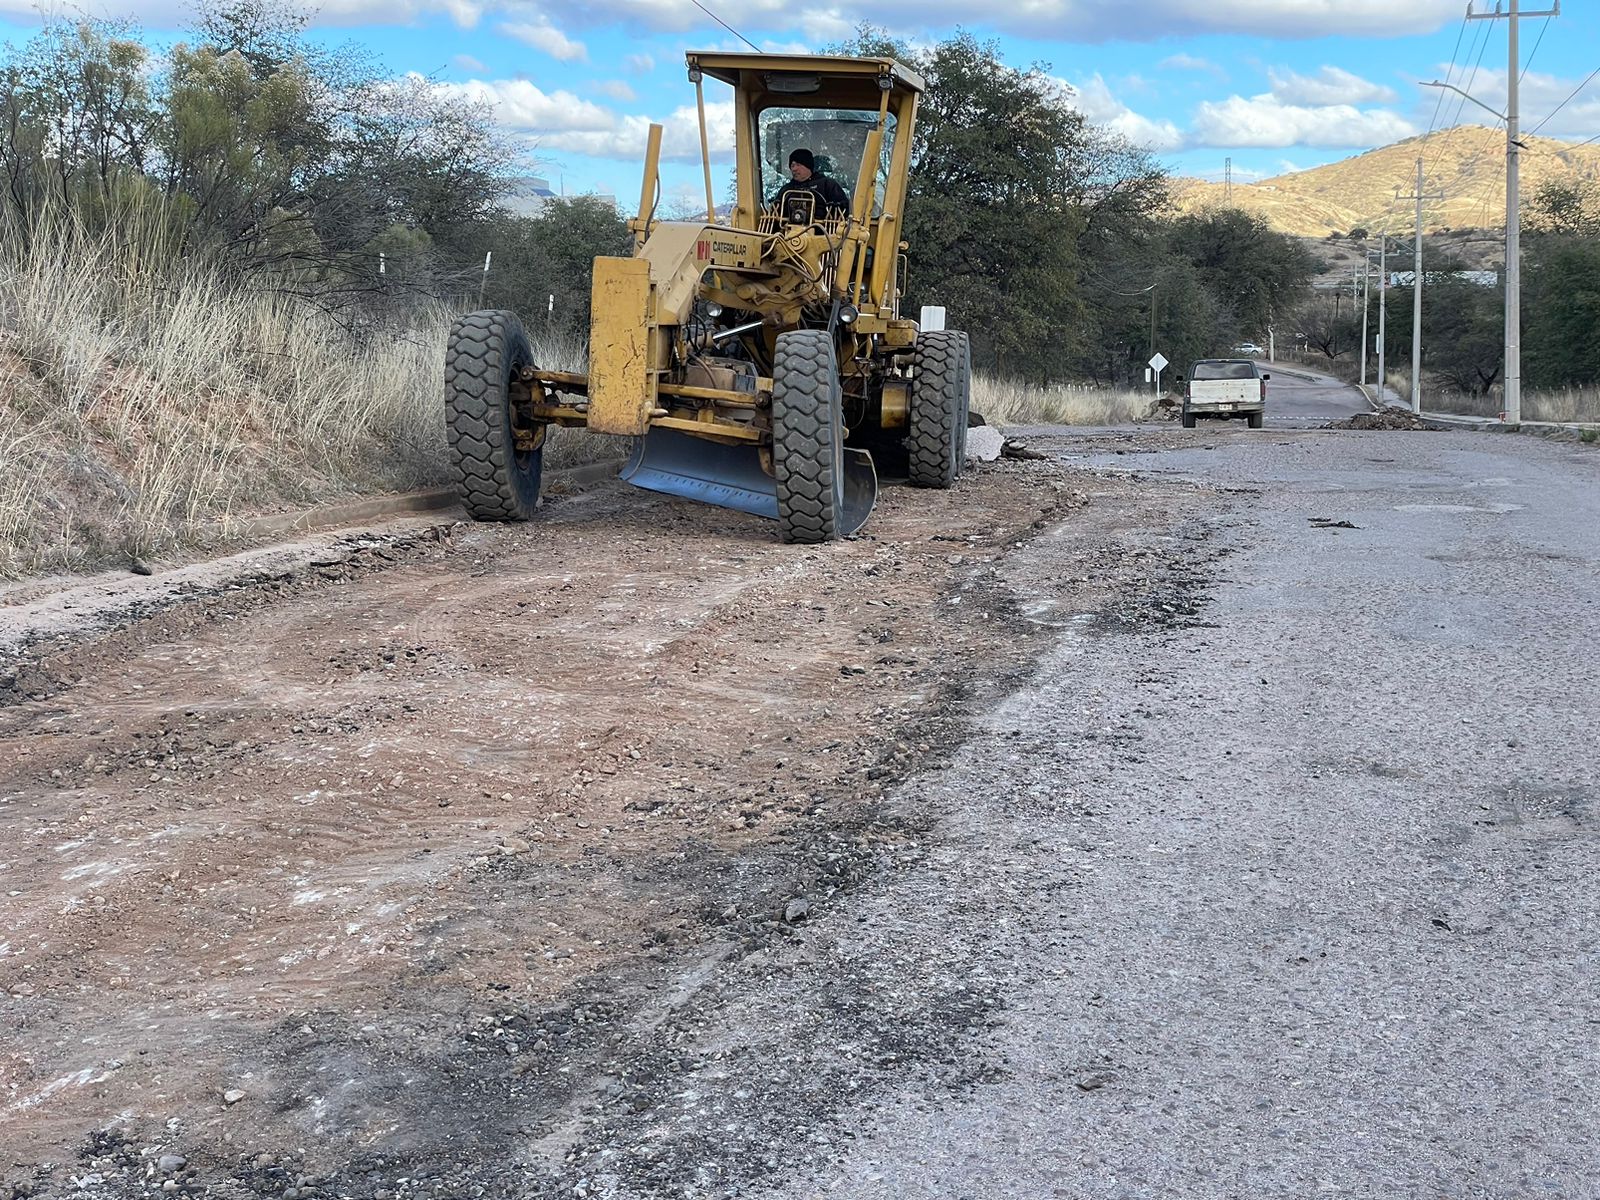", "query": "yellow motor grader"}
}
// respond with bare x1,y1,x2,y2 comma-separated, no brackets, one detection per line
443,52,970,543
